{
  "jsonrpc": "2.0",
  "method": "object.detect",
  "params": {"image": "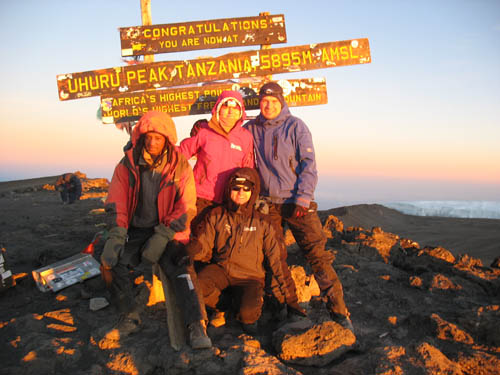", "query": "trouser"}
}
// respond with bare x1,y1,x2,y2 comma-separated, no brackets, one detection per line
109,226,207,326
266,202,348,317
197,264,264,324
60,187,81,204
